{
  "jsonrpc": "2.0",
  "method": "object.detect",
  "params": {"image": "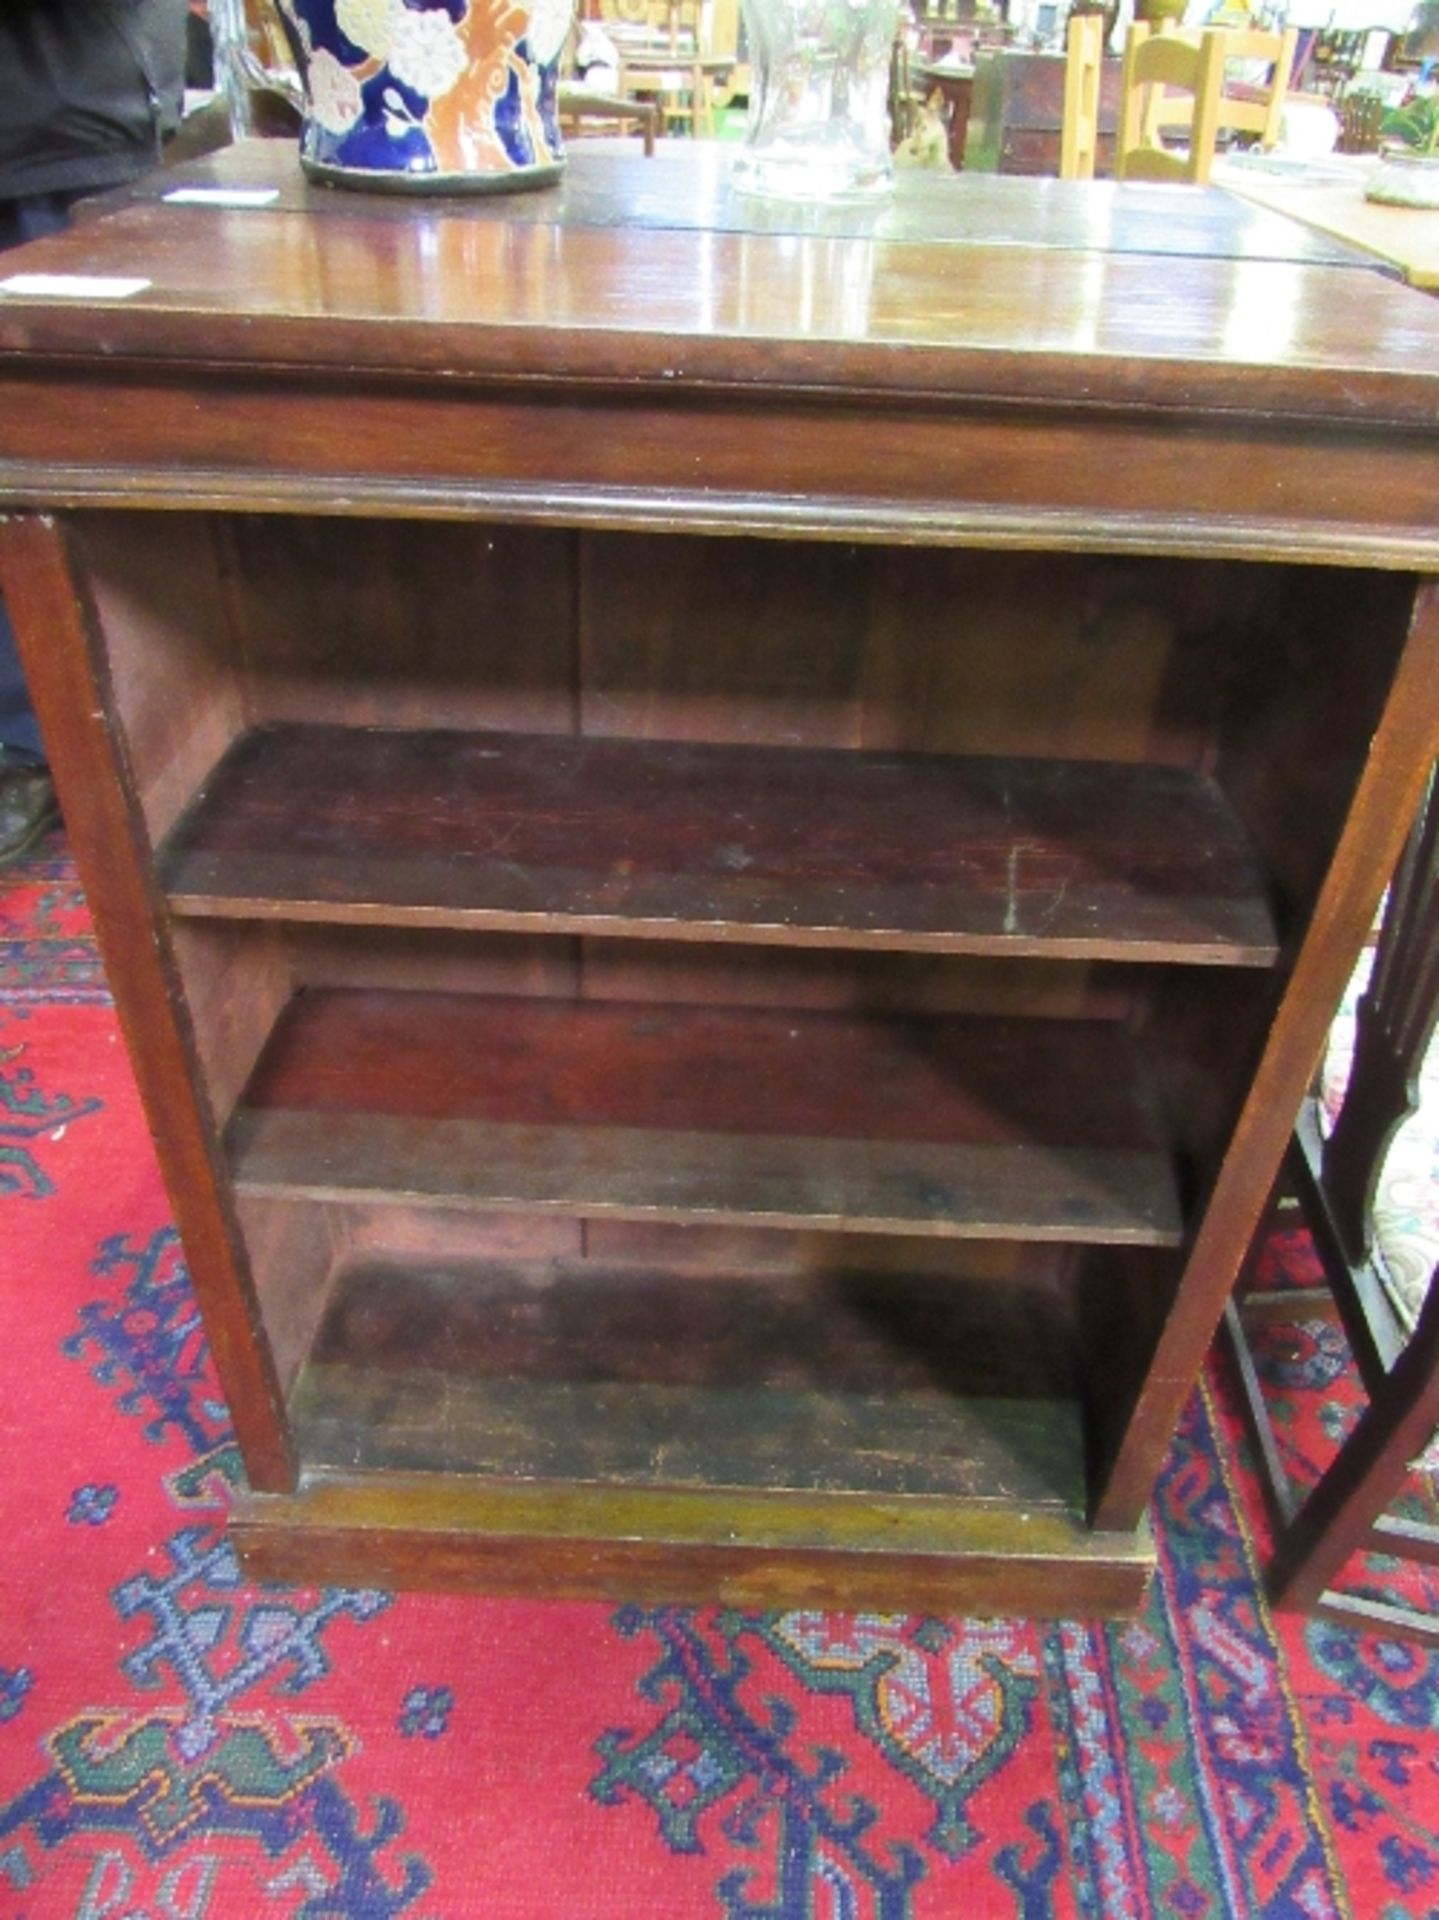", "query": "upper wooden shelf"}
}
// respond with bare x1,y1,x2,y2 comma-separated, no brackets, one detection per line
229,987,1184,1245
161,722,1279,966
